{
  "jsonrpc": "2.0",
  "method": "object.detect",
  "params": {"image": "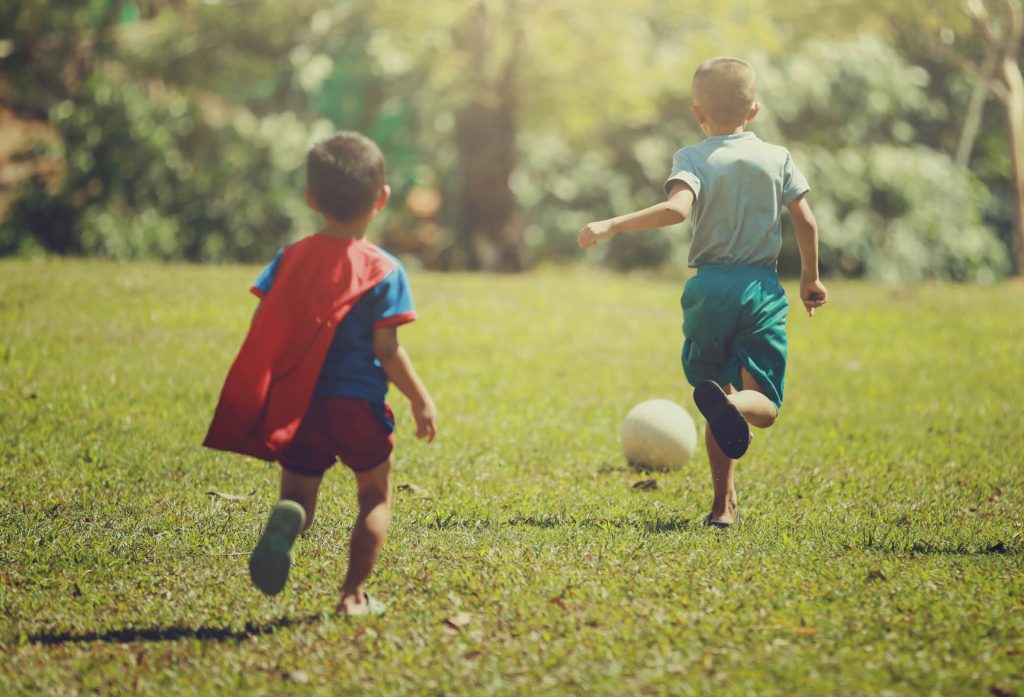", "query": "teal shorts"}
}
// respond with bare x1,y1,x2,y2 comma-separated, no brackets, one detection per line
680,264,789,409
